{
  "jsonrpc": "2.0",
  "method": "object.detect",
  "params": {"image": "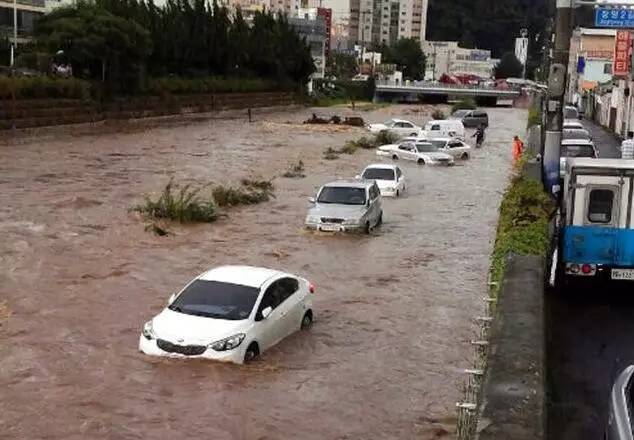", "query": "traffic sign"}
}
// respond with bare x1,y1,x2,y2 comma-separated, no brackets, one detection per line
596,8,634,28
